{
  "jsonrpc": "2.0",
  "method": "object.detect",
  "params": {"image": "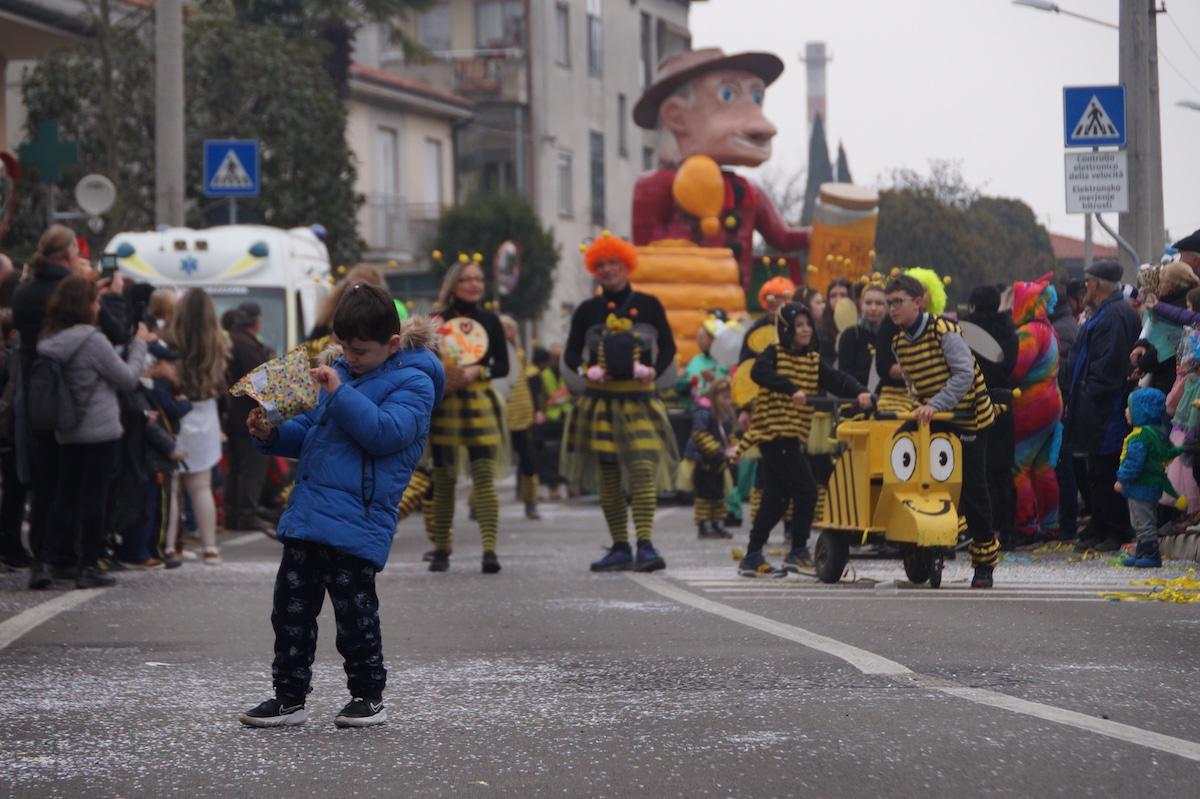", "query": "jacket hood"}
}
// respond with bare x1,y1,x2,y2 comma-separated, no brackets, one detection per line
1012,272,1057,326
776,301,817,352
1127,387,1167,427
36,324,97,359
